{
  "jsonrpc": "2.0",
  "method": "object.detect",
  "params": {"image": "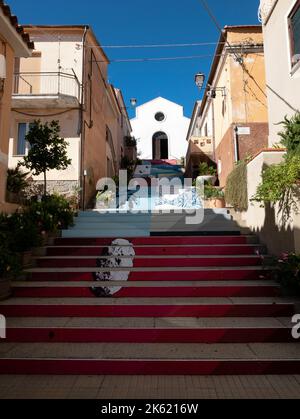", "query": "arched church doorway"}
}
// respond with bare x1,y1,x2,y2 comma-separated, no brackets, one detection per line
152,131,169,160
